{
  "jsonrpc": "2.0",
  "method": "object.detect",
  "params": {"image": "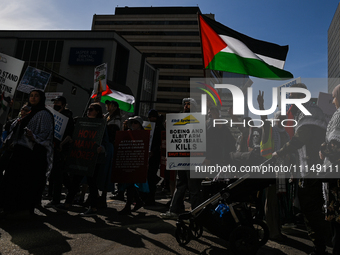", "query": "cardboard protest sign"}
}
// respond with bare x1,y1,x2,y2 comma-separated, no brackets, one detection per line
317,92,336,125
17,66,51,94
112,130,150,183
0,53,24,125
143,121,155,151
166,113,206,170
46,106,69,141
93,63,107,94
67,117,106,177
